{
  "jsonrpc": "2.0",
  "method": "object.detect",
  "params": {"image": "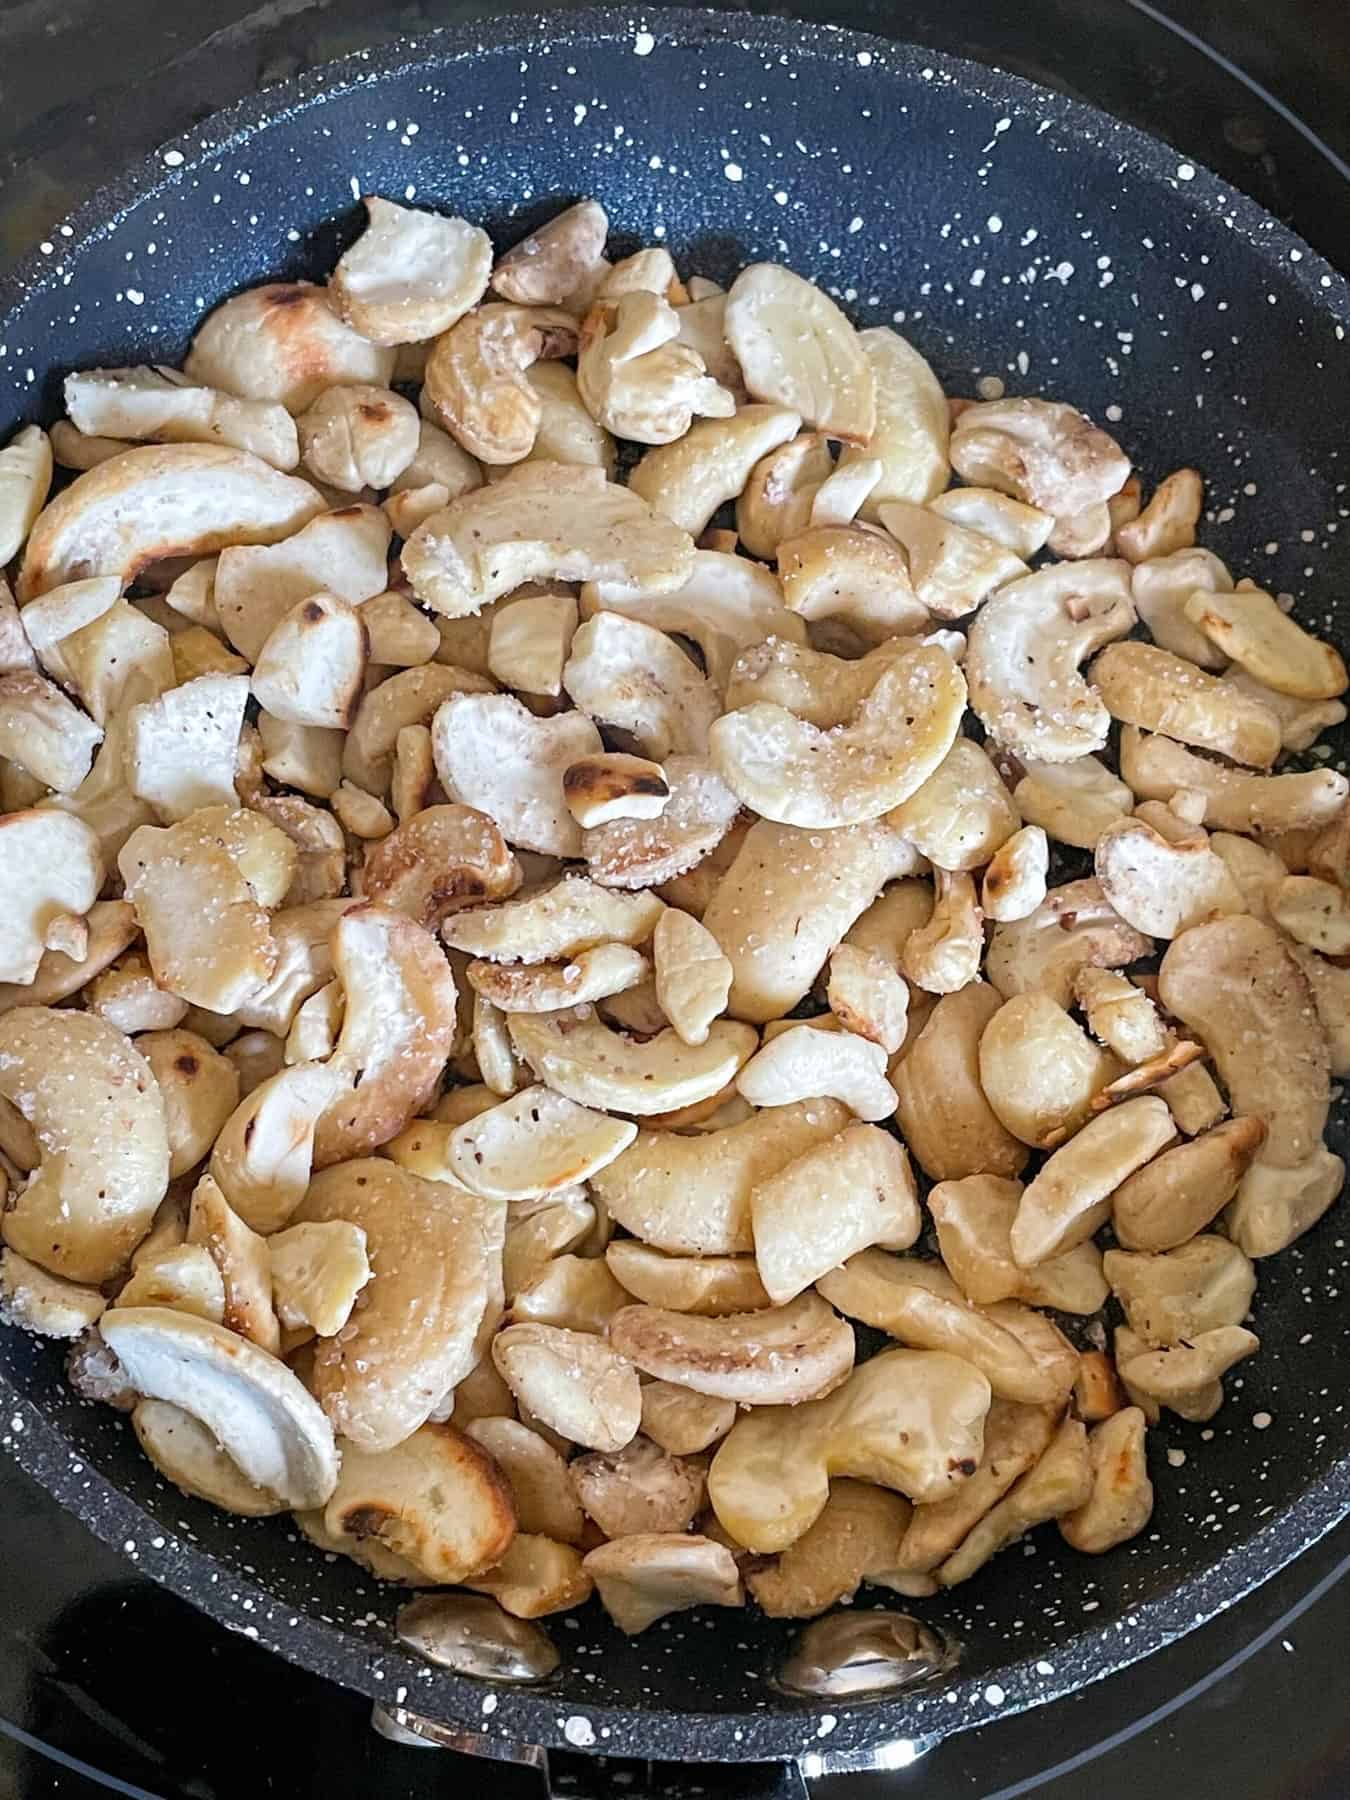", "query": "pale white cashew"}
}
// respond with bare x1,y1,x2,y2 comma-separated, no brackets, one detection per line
965,559,1135,762
1010,1096,1177,1266
708,1348,992,1551
928,1175,1108,1313
511,1253,631,1338
590,1098,849,1257
297,383,419,490
297,1157,502,1452
640,1382,737,1455
826,944,909,1053
1158,915,1329,1168
330,197,492,344
344,661,494,797
402,464,694,619
431,692,602,858
736,433,834,558
1225,667,1347,753
1091,640,1282,768
18,444,322,603
268,1220,371,1339
0,1249,106,1339
1046,502,1112,559
928,485,1053,557
185,281,395,410
101,1306,338,1509
577,291,734,443
119,806,296,1013
40,595,174,727
949,397,1130,517
899,871,983,994
209,1061,351,1234
65,366,300,469
981,825,1049,923
0,425,53,564
751,1123,920,1303
776,523,930,645
653,907,732,1046
832,325,949,512
215,503,390,661
441,875,663,964
1119,727,1348,834
493,1322,641,1452
122,673,250,823
711,641,965,828
563,613,720,759
314,903,458,1166
598,248,679,299
1185,585,1347,701
628,405,801,536
879,499,1027,620
0,811,103,986
609,1291,855,1406
131,1399,283,1516
423,303,576,464
507,1004,755,1116
584,1535,742,1635
978,992,1121,1148
492,199,609,307
185,1172,279,1352
582,548,806,694
605,1241,770,1316
889,738,1019,871
1013,755,1133,851
1094,815,1247,938
1268,875,1350,954
447,1084,635,1200
85,953,187,1034
48,420,131,471
284,981,345,1063
985,878,1151,1008
724,263,875,443
737,1023,897,1121
0,672,103,793
892,983,1030,1183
